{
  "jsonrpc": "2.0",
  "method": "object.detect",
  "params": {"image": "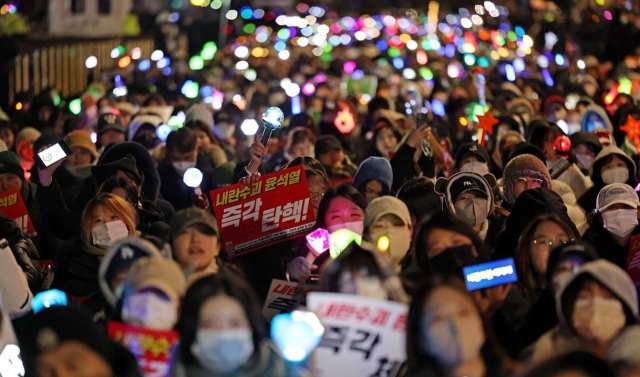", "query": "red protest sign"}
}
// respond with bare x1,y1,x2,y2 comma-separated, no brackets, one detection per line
626,234,640,287
107,321,180,377
0,189,35,235
210,165,316,258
